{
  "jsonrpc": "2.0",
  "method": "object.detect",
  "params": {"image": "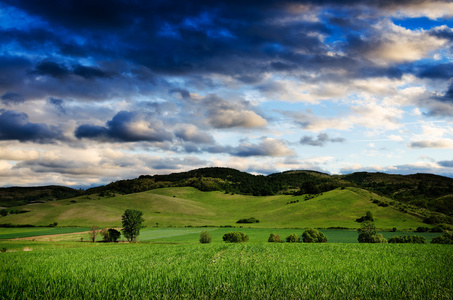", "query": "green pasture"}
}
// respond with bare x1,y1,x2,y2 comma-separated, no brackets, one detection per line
0,242,451,299
0,187,428,229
